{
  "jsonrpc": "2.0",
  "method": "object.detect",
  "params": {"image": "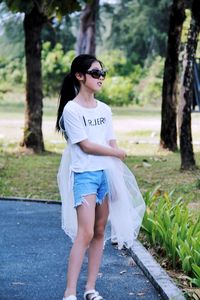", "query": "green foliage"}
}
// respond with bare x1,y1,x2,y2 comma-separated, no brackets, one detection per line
42,15,76,52
0,11,24,59
98,76,134,106
99,51,163,106
0,3,77,59
99,50,130,76
2,0,82,16
97,50,146,105
42,42,75,95
181,9,191,44
0,41,75,95
134,56,164,104
0,56,25,89
142,189,200,287
109,0,172,65
0,44,162,106
191,264,200,287
181,9,200,59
